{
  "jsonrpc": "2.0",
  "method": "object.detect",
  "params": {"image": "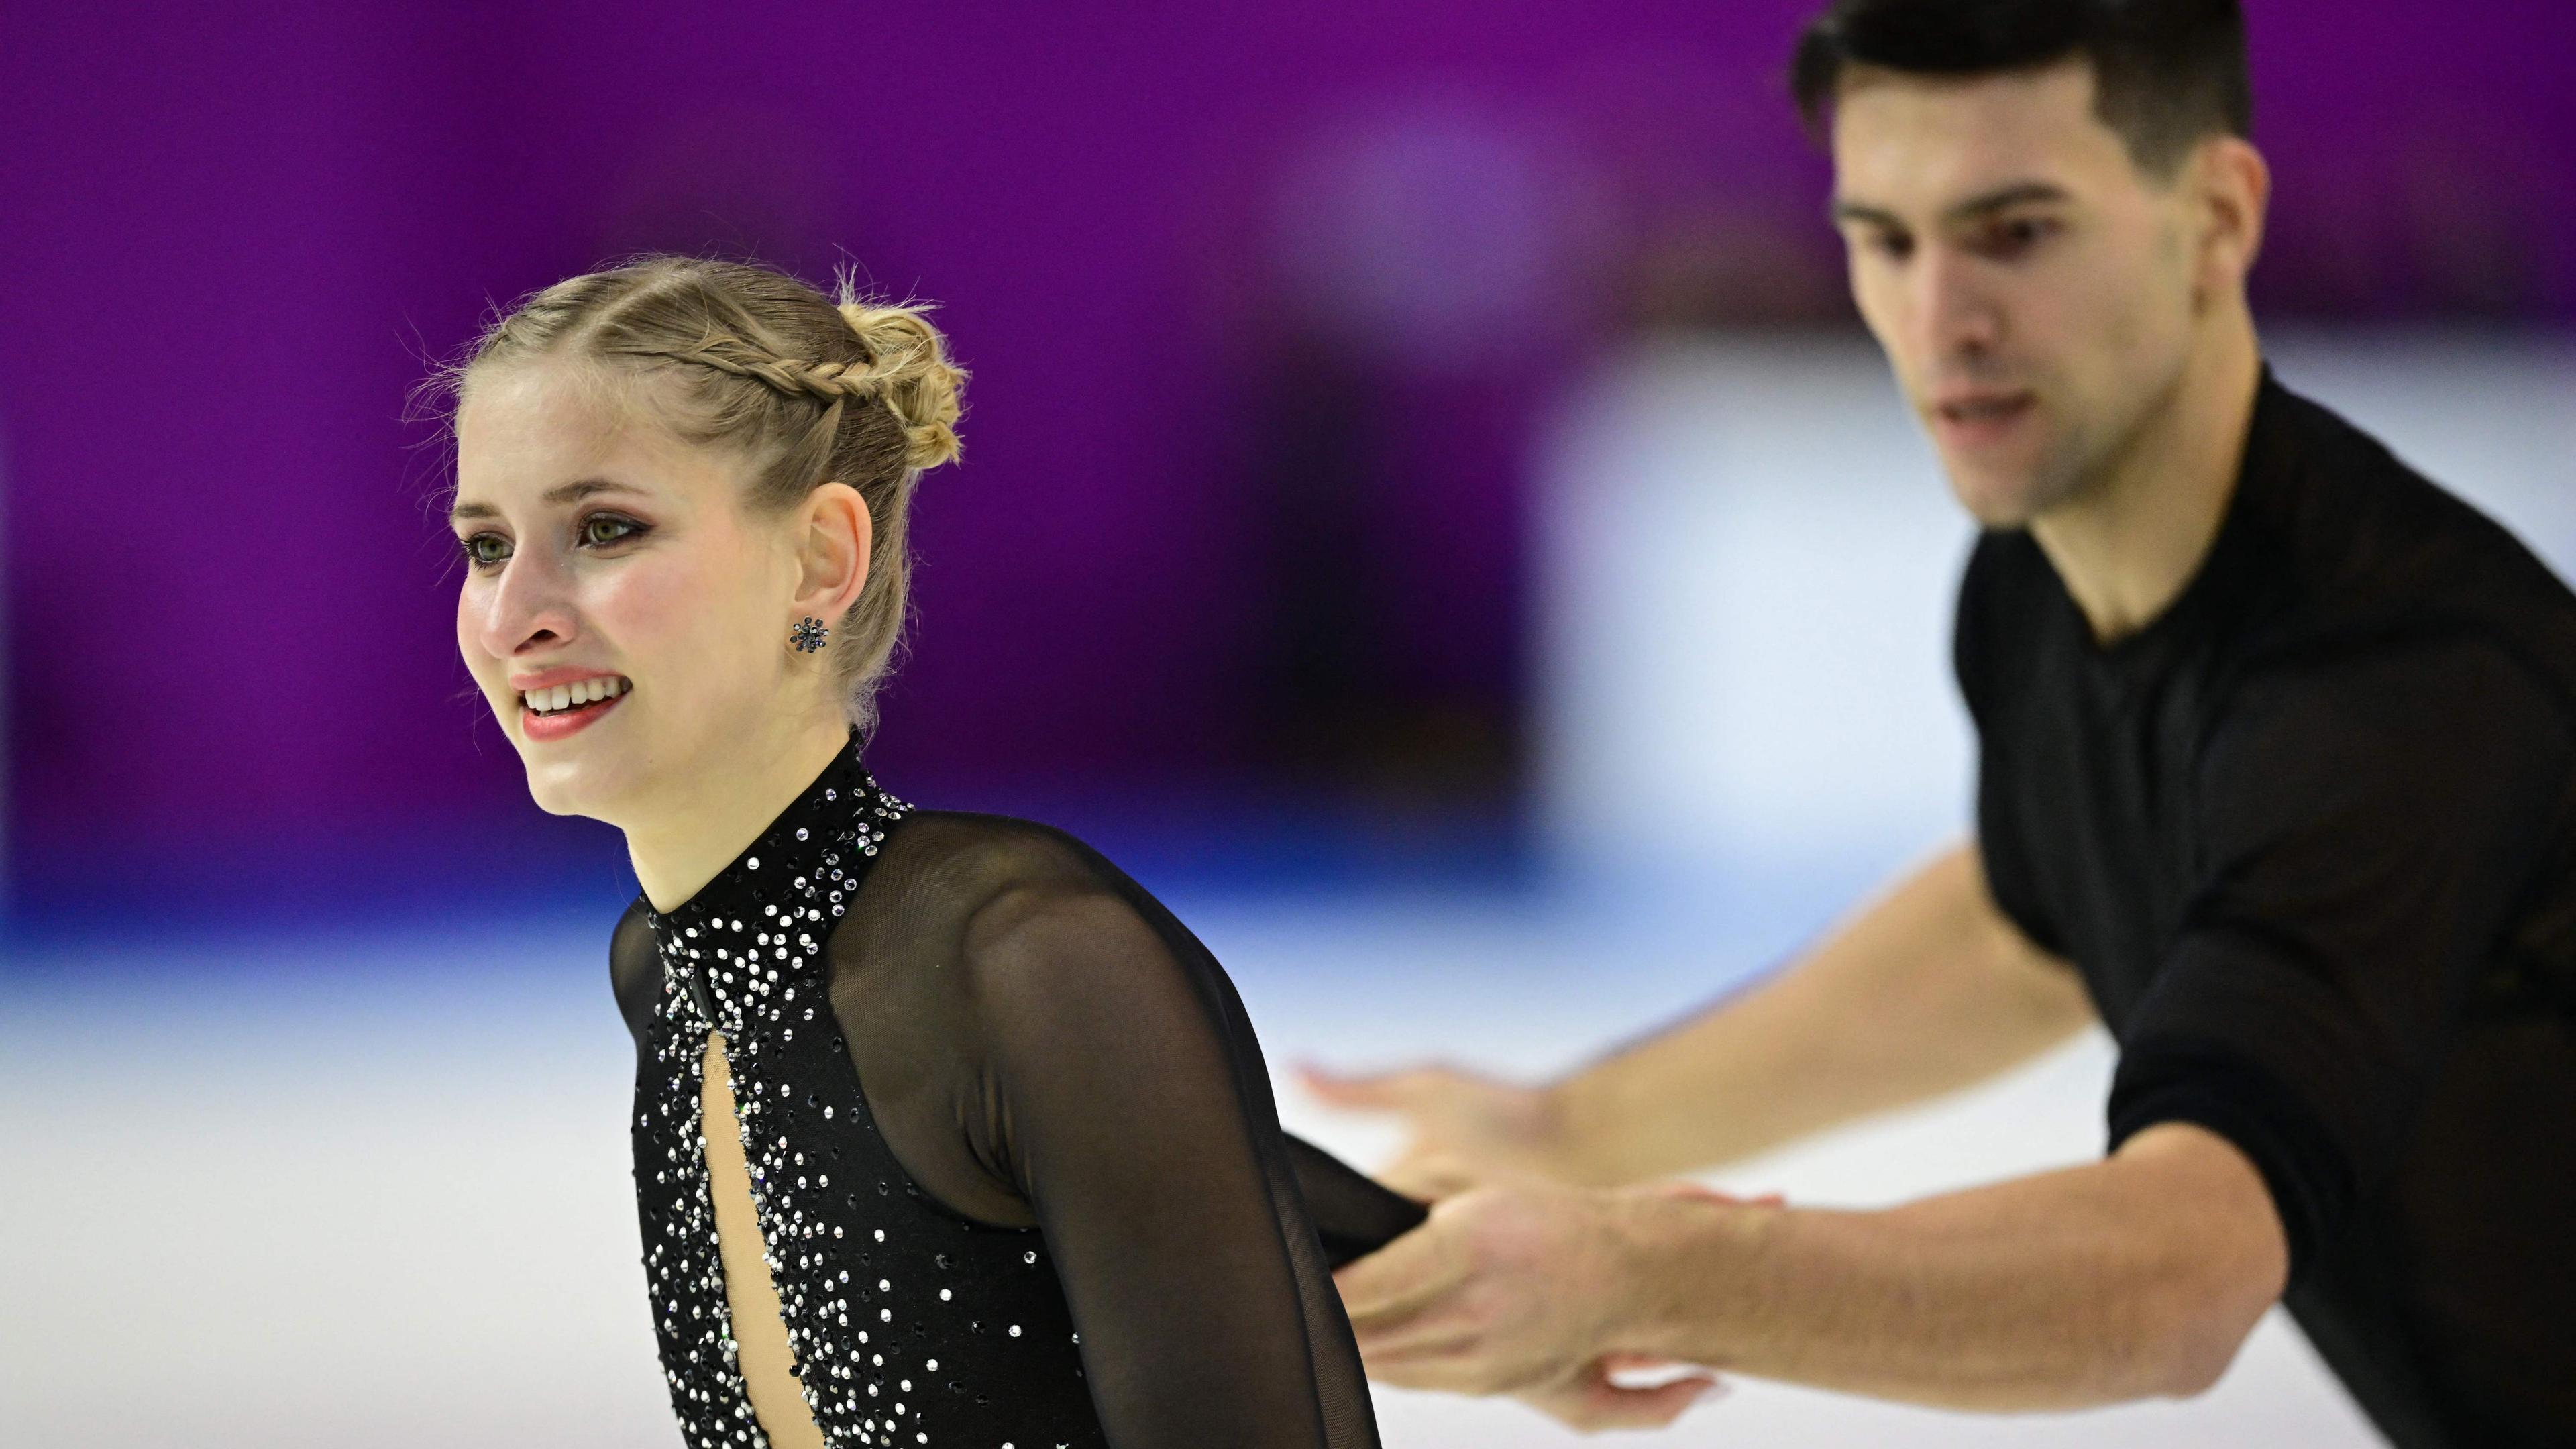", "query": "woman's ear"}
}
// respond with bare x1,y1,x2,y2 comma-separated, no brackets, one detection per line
794,482,873,625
